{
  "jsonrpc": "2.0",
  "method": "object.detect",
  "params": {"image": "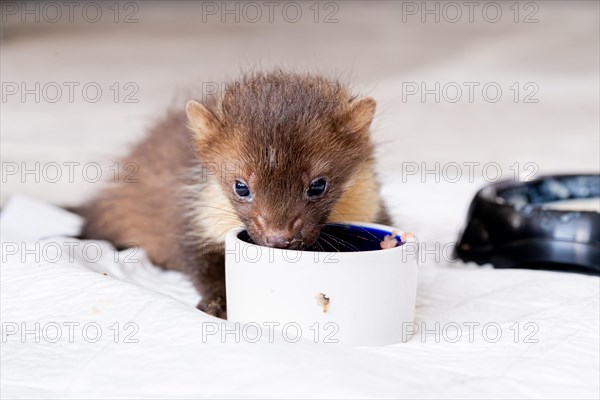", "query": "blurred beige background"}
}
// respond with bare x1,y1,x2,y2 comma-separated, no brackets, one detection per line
1,1,599,237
